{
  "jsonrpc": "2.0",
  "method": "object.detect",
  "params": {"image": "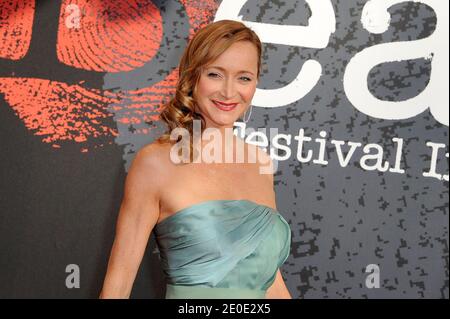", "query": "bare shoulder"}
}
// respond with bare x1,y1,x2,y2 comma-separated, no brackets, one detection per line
234,136,274,178
242,141,277,207
251,142,275,182
137,140,173,168
125,141,173,200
